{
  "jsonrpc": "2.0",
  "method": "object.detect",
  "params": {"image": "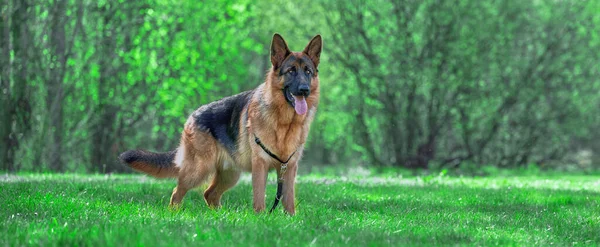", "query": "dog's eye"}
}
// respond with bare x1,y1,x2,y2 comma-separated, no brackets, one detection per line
287,68,296,75
305,67,311,75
